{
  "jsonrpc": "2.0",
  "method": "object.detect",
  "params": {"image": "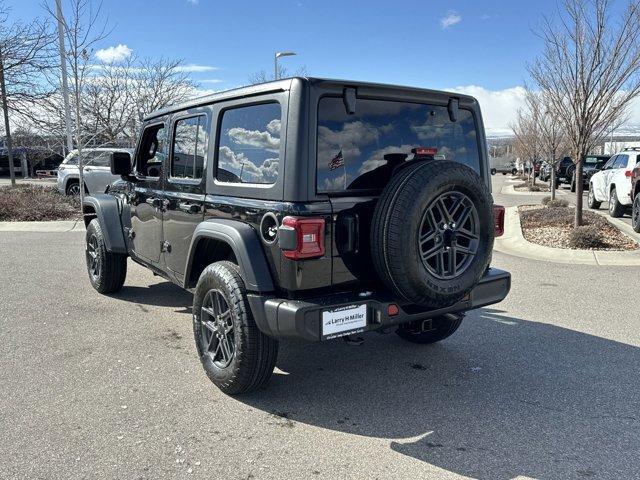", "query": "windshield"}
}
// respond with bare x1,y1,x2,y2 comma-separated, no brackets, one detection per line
316,97,481,193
